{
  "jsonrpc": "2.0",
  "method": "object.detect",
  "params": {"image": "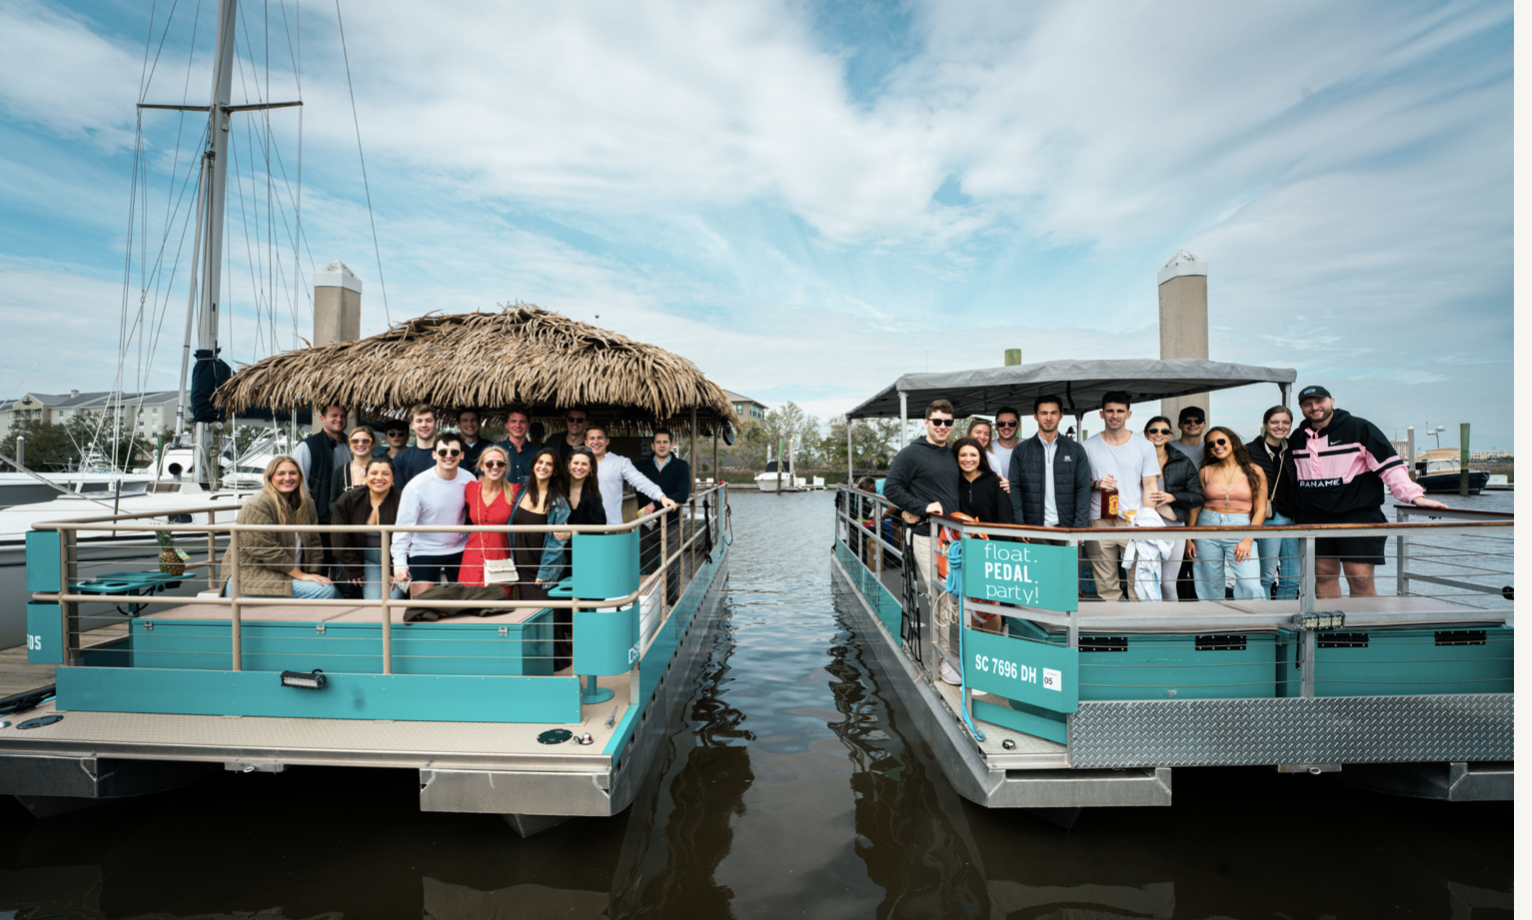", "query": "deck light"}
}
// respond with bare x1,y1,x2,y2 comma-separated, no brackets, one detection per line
1294,612,1345,631
279,669,327,690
